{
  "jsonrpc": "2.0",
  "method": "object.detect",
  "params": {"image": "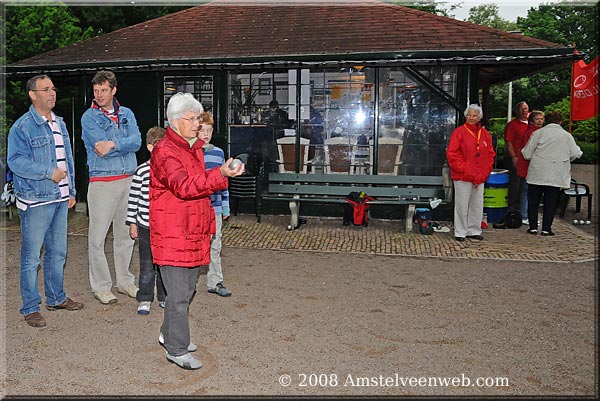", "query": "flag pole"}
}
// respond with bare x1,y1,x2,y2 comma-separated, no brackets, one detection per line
570,43,577,133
